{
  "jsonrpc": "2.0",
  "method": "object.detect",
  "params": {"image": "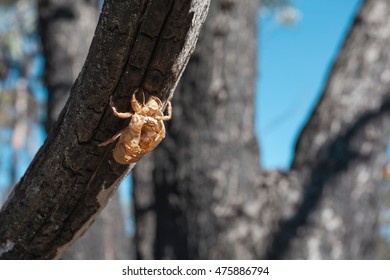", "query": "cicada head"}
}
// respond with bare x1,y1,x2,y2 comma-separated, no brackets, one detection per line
141,96,163,117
